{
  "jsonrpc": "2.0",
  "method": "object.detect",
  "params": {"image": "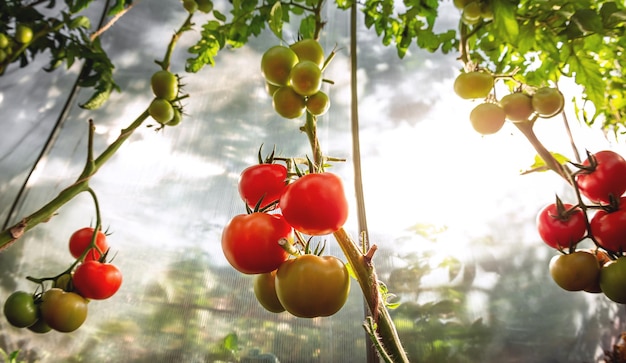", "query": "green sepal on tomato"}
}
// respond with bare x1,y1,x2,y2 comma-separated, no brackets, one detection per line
221,212,293,274
73,260,123,300
275,254,350,318
279,172,348,236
